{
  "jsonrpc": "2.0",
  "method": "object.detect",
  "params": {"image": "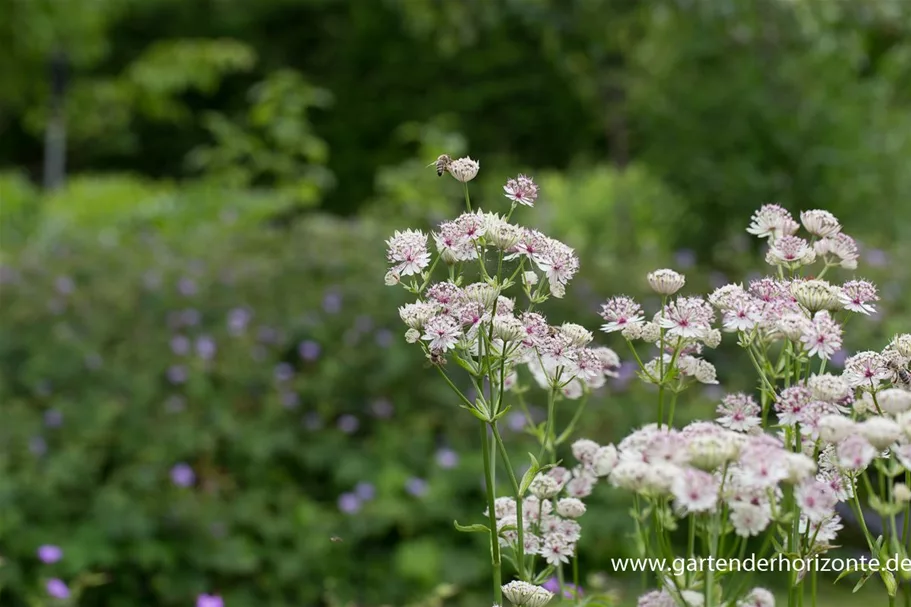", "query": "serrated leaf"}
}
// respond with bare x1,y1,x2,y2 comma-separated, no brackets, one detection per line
453,520,489,534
